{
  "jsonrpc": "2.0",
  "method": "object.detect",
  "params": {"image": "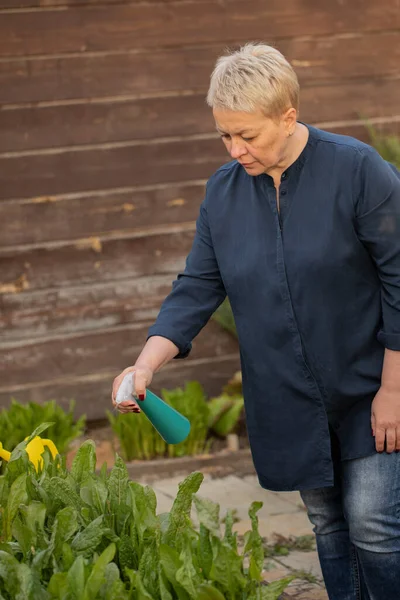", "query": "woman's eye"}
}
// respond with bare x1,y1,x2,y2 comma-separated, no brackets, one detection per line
221,134,231,140
242,137,254,142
